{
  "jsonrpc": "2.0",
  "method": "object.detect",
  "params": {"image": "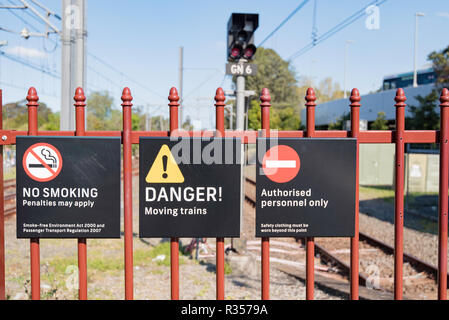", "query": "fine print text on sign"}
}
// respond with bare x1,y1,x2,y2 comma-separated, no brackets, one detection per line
139,137,242,238
16,137,121,239
256,138,356,238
